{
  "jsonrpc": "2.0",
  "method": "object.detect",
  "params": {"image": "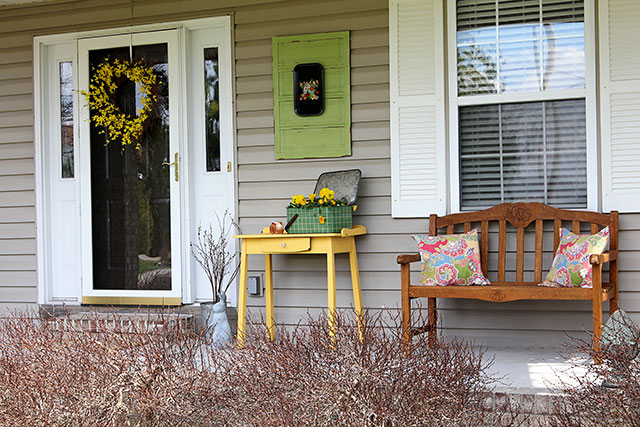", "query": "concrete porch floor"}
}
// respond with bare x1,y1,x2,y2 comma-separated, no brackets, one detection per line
486,347,588,393
480,346,593,419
